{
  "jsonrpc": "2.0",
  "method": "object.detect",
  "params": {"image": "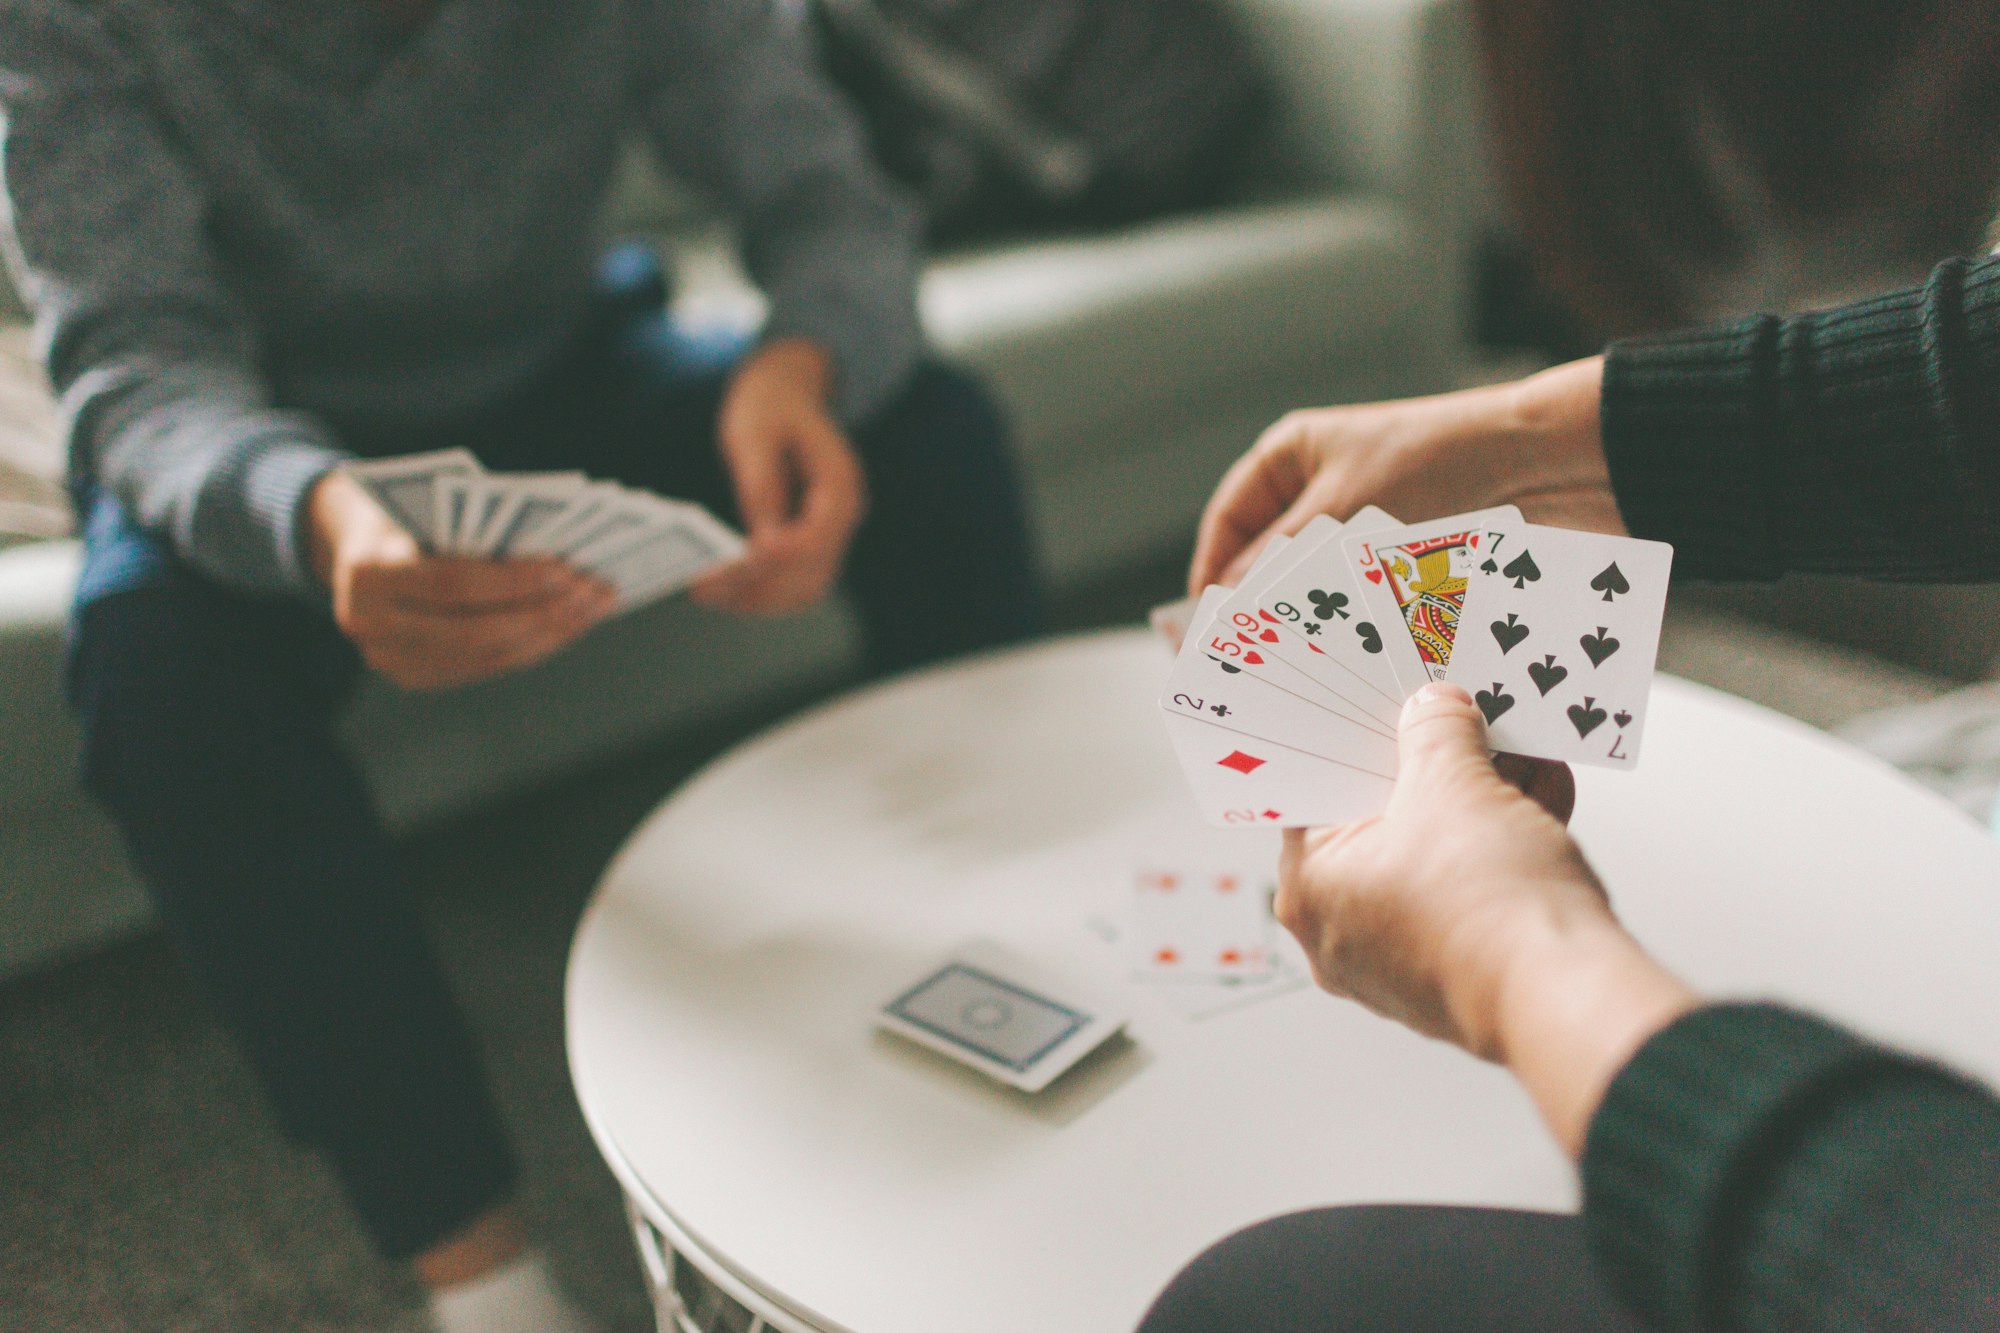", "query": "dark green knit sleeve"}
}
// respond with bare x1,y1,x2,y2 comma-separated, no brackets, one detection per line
1581,1003,2000,1331
1601,255,2000,582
